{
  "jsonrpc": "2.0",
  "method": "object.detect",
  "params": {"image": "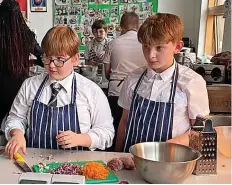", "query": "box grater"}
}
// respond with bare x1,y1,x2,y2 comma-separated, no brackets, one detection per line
189,116,217,175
